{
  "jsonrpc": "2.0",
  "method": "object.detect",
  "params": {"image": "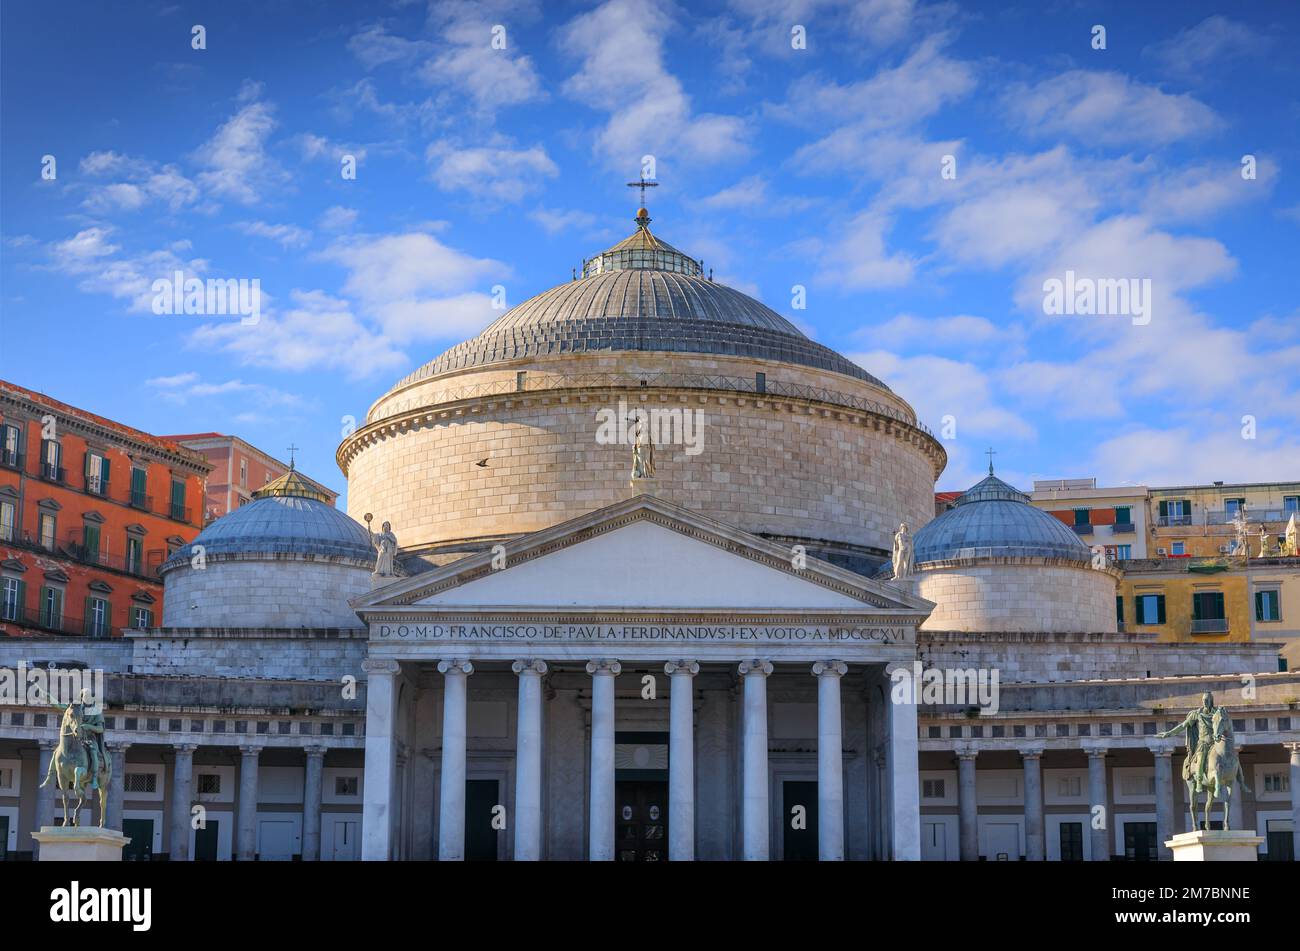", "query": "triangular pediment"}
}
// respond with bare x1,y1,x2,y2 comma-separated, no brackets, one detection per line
354,494,931,616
